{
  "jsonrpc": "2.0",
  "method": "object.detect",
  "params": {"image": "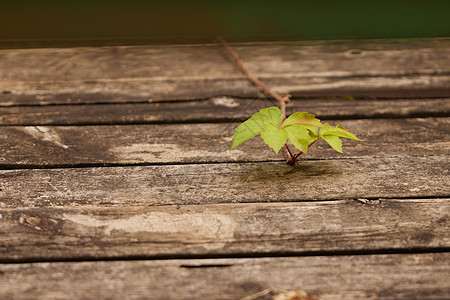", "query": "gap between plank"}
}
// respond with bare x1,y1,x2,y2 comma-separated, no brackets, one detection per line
1,247,449,265
0,155,445,171
1,112,450,127
2,95,450,108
